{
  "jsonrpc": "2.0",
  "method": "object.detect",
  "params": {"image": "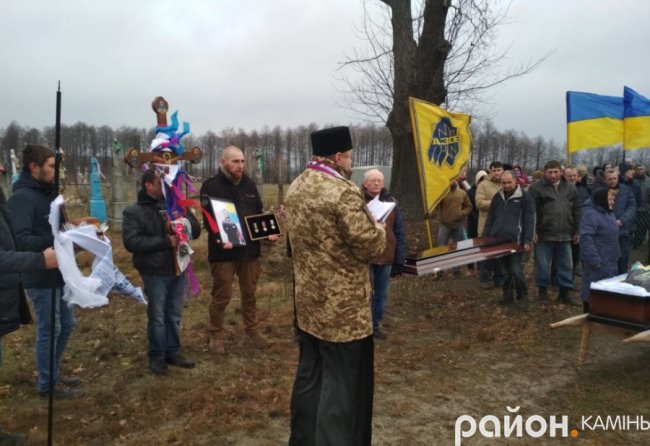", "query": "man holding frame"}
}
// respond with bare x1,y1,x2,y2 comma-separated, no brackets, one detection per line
200,146,277,354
